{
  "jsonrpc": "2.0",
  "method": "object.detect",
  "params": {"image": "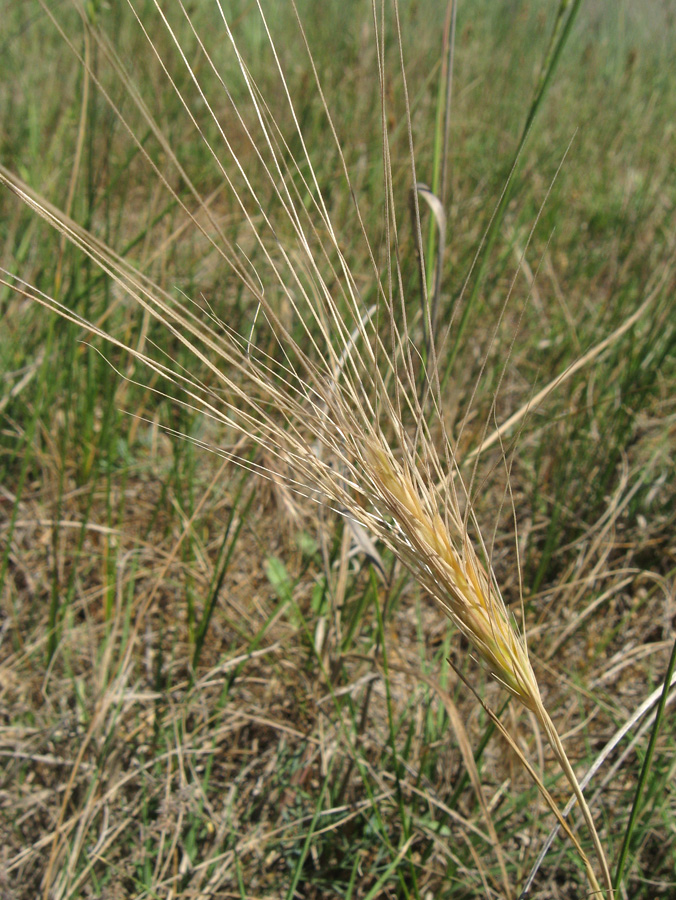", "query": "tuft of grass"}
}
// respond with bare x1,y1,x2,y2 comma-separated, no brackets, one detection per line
1,2,675,899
